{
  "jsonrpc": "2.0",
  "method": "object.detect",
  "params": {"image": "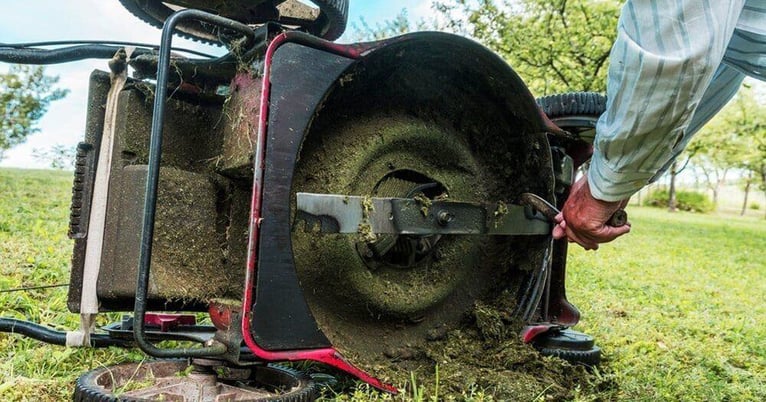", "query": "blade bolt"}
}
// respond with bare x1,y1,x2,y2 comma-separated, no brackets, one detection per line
363,247,374,258
437,210,454,226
